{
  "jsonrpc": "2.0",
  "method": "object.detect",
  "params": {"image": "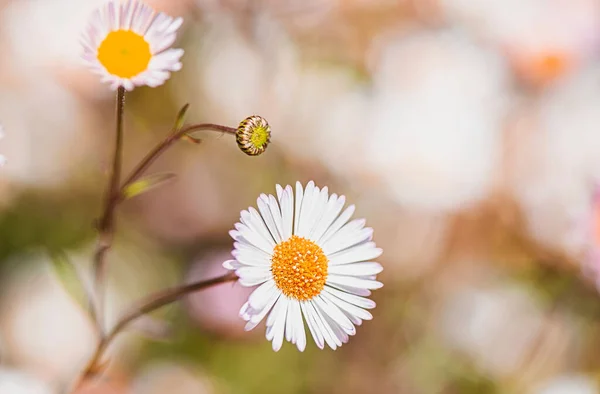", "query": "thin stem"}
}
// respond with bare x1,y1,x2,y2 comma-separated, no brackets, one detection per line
92,86,126,334
68,272,238,393
120,123,237,191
